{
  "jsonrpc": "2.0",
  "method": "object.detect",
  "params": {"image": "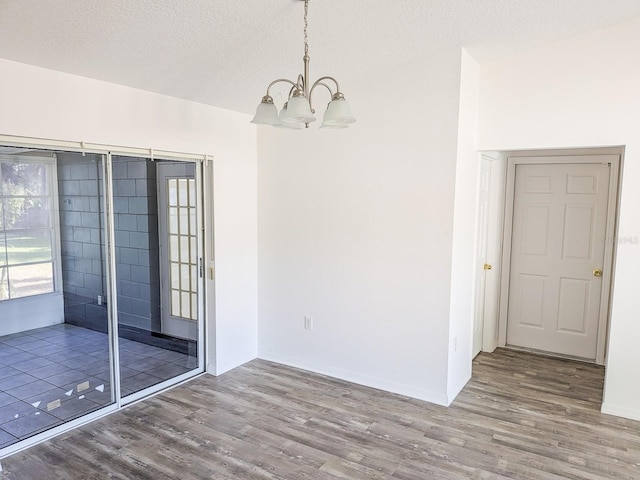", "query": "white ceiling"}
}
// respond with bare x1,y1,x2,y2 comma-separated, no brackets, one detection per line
1,0,640,115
